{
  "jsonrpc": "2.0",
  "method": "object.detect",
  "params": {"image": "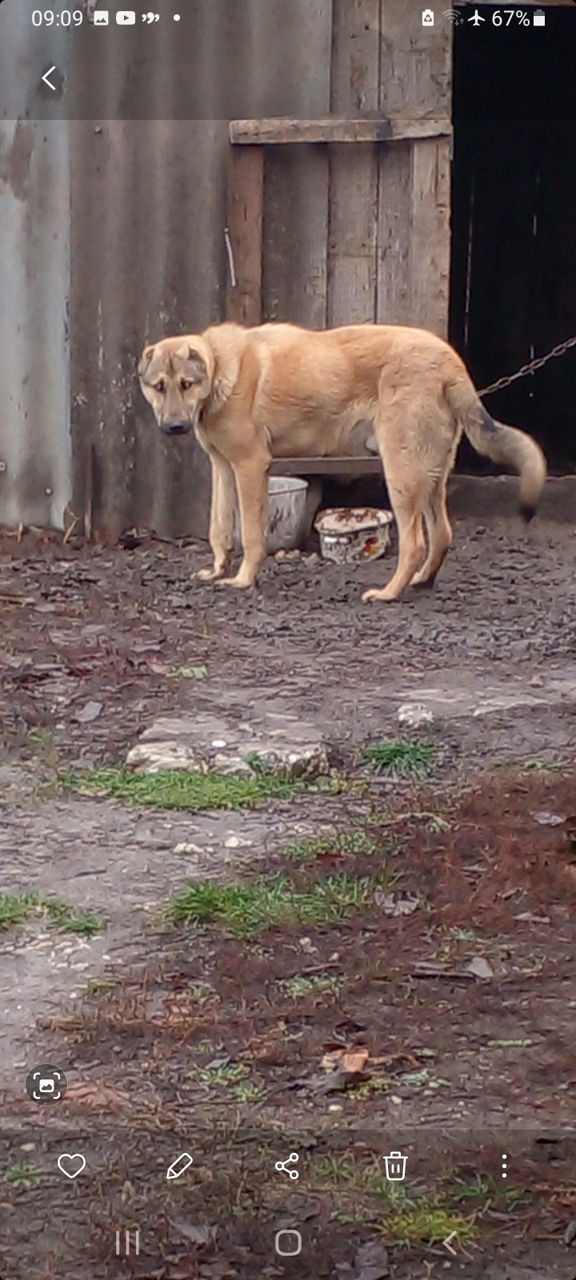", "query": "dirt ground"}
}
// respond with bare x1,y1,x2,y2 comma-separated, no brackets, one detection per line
0,483,575,1279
